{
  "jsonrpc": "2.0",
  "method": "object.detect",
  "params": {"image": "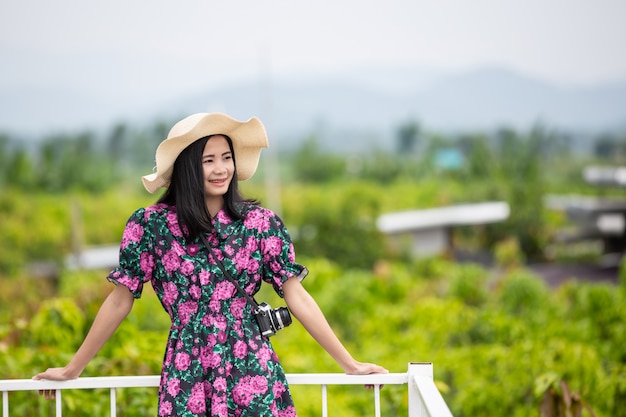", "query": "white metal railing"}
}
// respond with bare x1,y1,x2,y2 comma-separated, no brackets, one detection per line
0,362,453,417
